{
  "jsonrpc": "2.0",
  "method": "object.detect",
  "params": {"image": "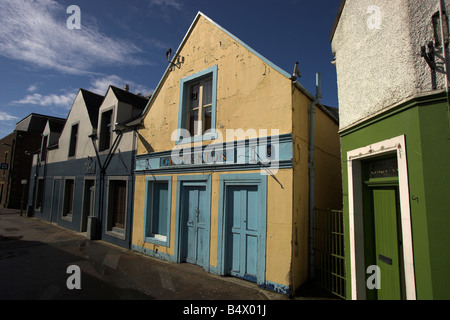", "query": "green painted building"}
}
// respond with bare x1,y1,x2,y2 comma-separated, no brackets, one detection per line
331,0,450,300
